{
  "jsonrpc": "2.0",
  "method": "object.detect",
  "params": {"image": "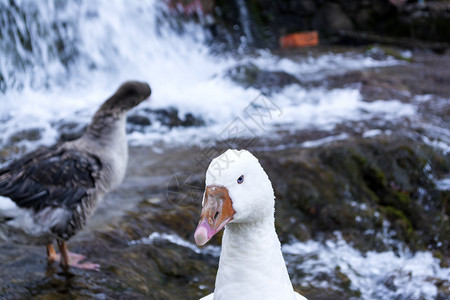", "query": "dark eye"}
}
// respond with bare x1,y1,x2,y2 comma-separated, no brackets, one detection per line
237,175,244,184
